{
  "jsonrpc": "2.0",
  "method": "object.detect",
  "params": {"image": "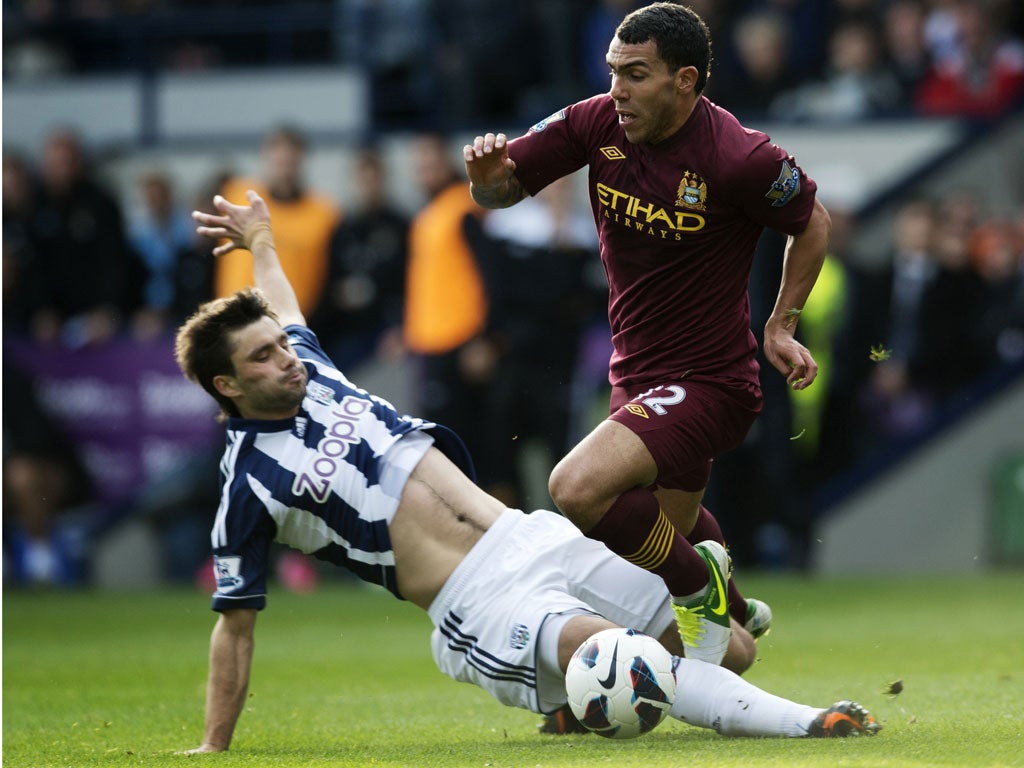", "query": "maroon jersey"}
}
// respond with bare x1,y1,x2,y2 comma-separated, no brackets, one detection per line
508,94,817,393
